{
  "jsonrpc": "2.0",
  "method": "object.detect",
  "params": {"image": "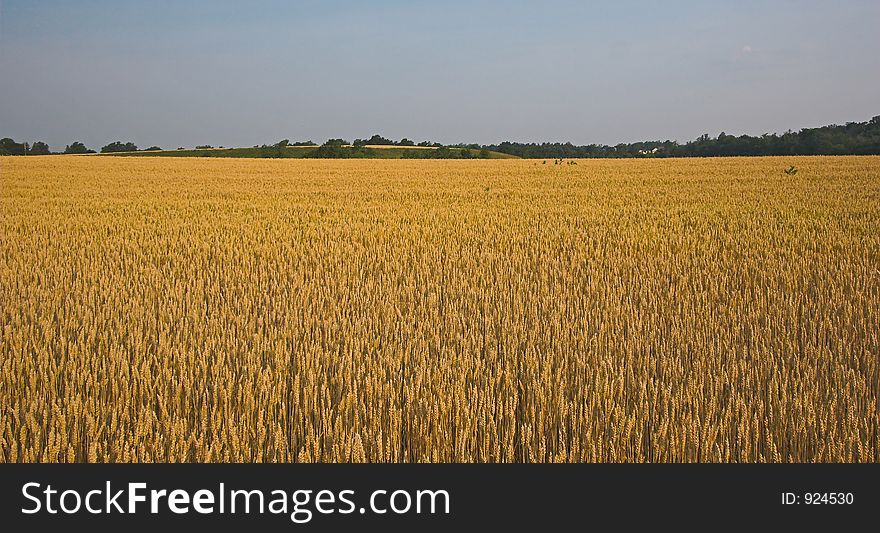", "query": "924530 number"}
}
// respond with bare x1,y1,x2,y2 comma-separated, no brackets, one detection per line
782,492,854,505
804,493,853,505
